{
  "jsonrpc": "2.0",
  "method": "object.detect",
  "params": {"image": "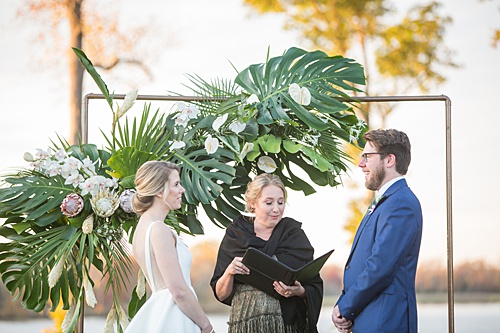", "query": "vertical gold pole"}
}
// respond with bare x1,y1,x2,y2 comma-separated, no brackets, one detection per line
444,96,454,333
